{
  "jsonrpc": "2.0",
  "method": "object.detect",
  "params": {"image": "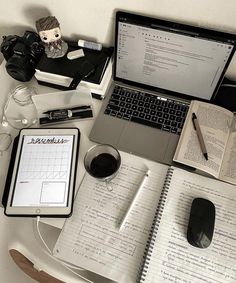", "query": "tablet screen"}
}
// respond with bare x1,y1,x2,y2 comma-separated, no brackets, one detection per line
5,128,79,216
12,135,74,207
